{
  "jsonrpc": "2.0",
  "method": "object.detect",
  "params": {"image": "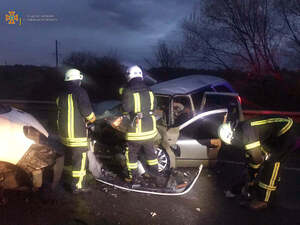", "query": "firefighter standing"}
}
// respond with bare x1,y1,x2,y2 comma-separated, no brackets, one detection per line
218,115,297,210
120,65,160,185
56,68,96,193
